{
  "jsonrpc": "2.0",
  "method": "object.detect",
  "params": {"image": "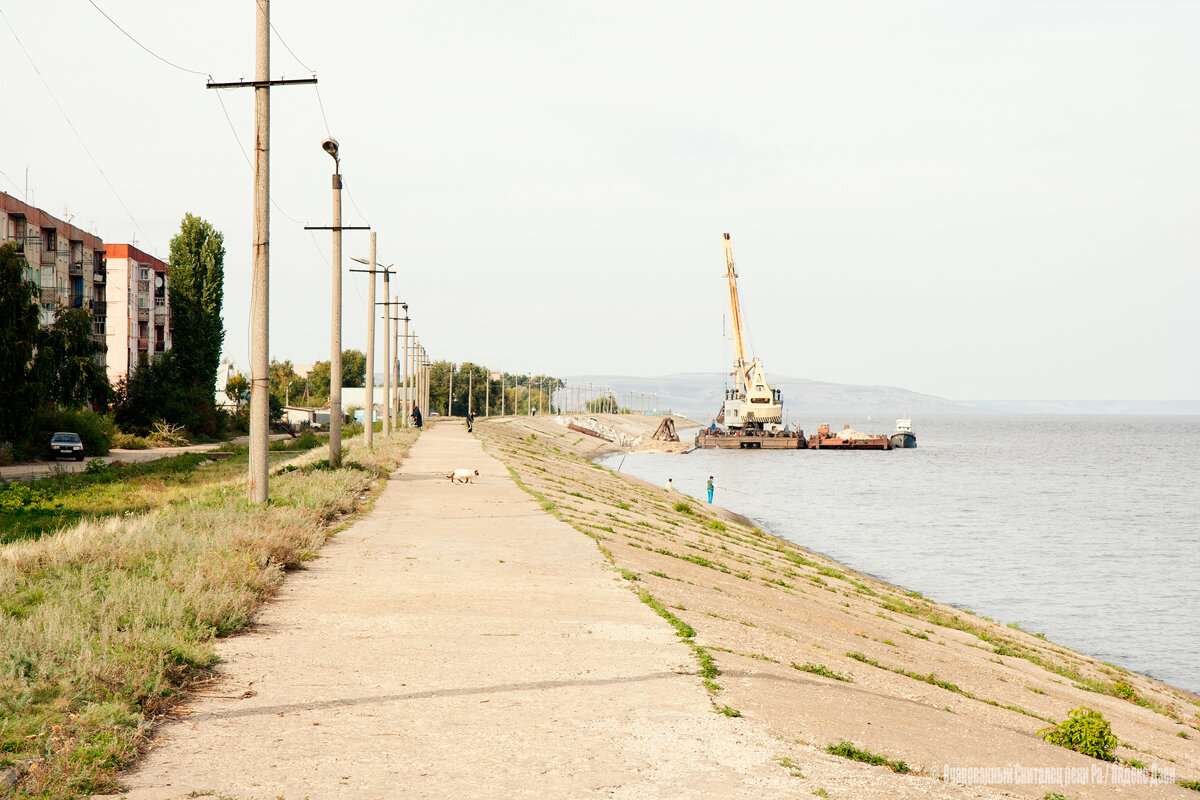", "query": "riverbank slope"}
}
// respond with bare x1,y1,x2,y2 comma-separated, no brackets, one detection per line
477,413,1200,798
